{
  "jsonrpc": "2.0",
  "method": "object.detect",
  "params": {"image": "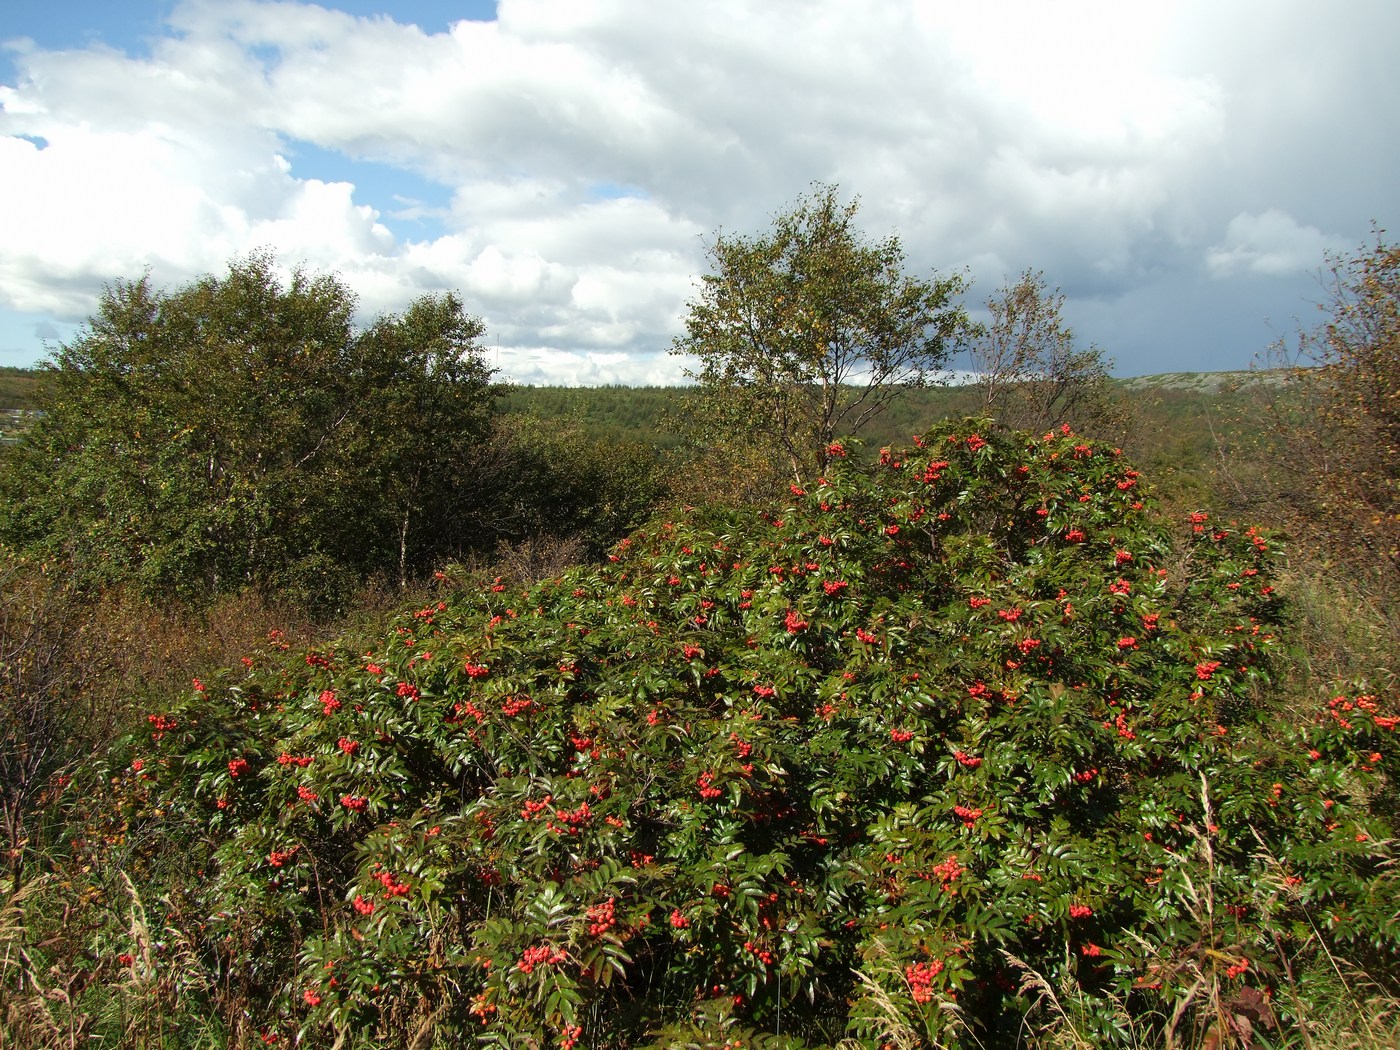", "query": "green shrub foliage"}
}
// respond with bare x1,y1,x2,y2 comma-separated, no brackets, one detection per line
1,254,498,607
124,420,1397,1047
